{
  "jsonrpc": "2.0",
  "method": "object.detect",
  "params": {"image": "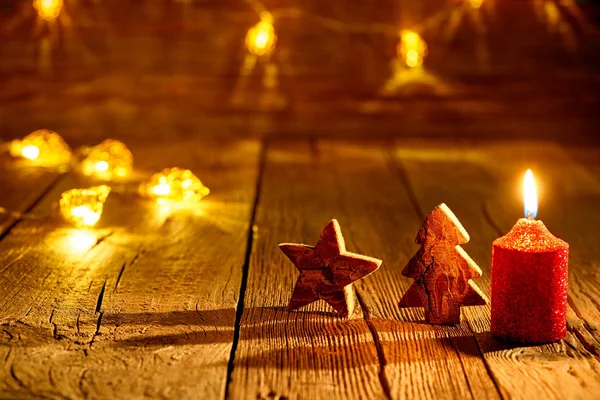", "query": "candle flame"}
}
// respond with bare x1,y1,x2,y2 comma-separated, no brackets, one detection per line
523,169,538,219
